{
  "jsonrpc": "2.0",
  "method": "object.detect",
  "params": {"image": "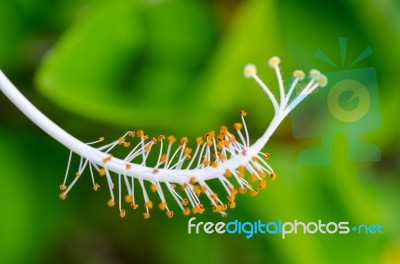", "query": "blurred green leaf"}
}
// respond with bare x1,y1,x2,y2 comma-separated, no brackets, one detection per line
0,129,35,263
35,0,219,133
